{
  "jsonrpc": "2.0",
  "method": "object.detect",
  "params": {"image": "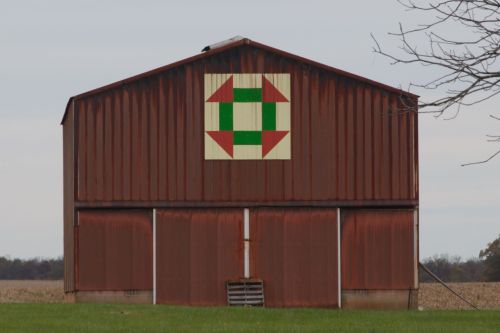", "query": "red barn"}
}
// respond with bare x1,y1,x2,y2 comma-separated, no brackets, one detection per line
62,37,419,309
